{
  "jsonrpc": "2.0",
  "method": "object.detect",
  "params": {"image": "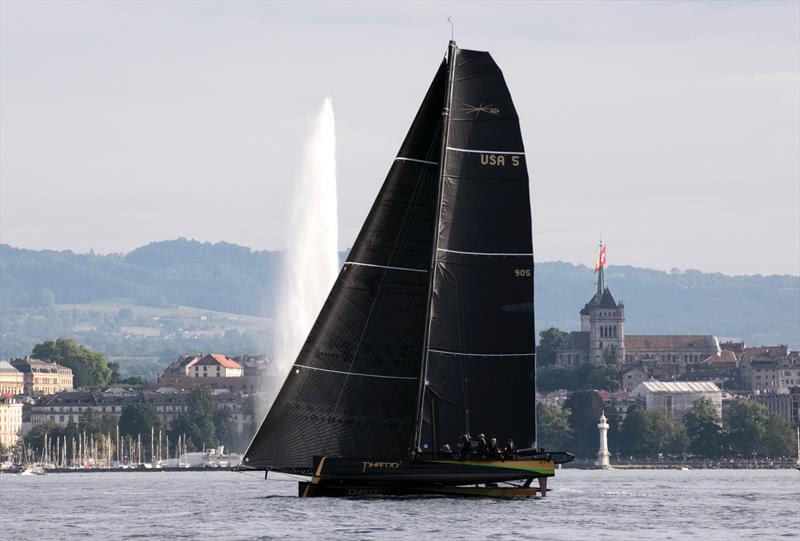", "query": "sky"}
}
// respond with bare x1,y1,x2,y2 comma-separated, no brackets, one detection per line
1,1,798,276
